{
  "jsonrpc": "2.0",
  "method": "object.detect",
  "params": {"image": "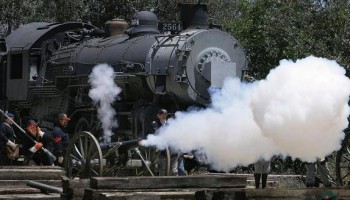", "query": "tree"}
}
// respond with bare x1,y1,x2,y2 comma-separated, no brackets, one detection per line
2,0,350,78
0,0,34,37
222,0,350,78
